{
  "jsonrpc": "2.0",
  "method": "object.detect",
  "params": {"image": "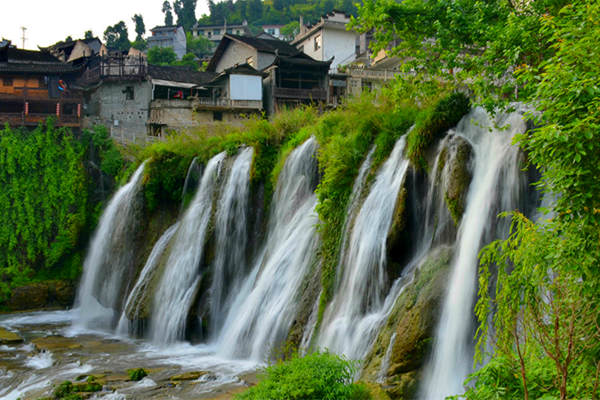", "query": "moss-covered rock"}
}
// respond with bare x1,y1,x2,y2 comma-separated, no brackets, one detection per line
361,247,452,399
438,135,473,225
406,92,471,170
6,280,75,311
0,327,23,344
170,371,209,381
